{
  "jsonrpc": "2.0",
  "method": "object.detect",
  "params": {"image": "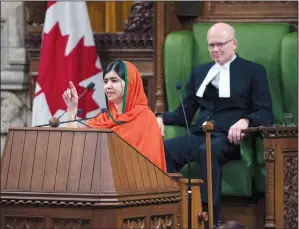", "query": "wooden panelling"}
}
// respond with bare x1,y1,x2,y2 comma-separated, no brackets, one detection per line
55,132,74,191
243,126,298,229
6,131,26,189
19,131,38,190
129,146,145,191
137,153,152,190
31,131,50,190
121,141,138,191
105,2,117,32
199,1,298,22
145,156,159,190
88,1,132,33
107,134,122,191
87,2,105,32
154,1,166,113
78,132,98,192
110,134,130,191
97,134,115,193
1,131,14,189
67,132,86,192
42,131,61,191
